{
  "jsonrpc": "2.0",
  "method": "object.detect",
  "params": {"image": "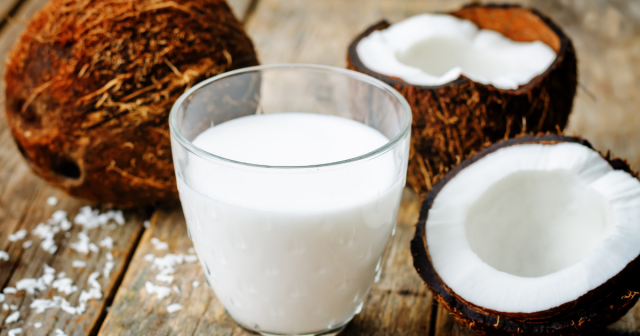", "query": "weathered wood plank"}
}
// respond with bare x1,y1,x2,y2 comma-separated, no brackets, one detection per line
229,0,256,23
0,201,146,336
0,0,21,27
244,0,468,67
0,0,263,334
342,189,432,336
99,188,429,336
0,0,147,335
103,0,640,334
97,204,231,336
100,0,464,332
